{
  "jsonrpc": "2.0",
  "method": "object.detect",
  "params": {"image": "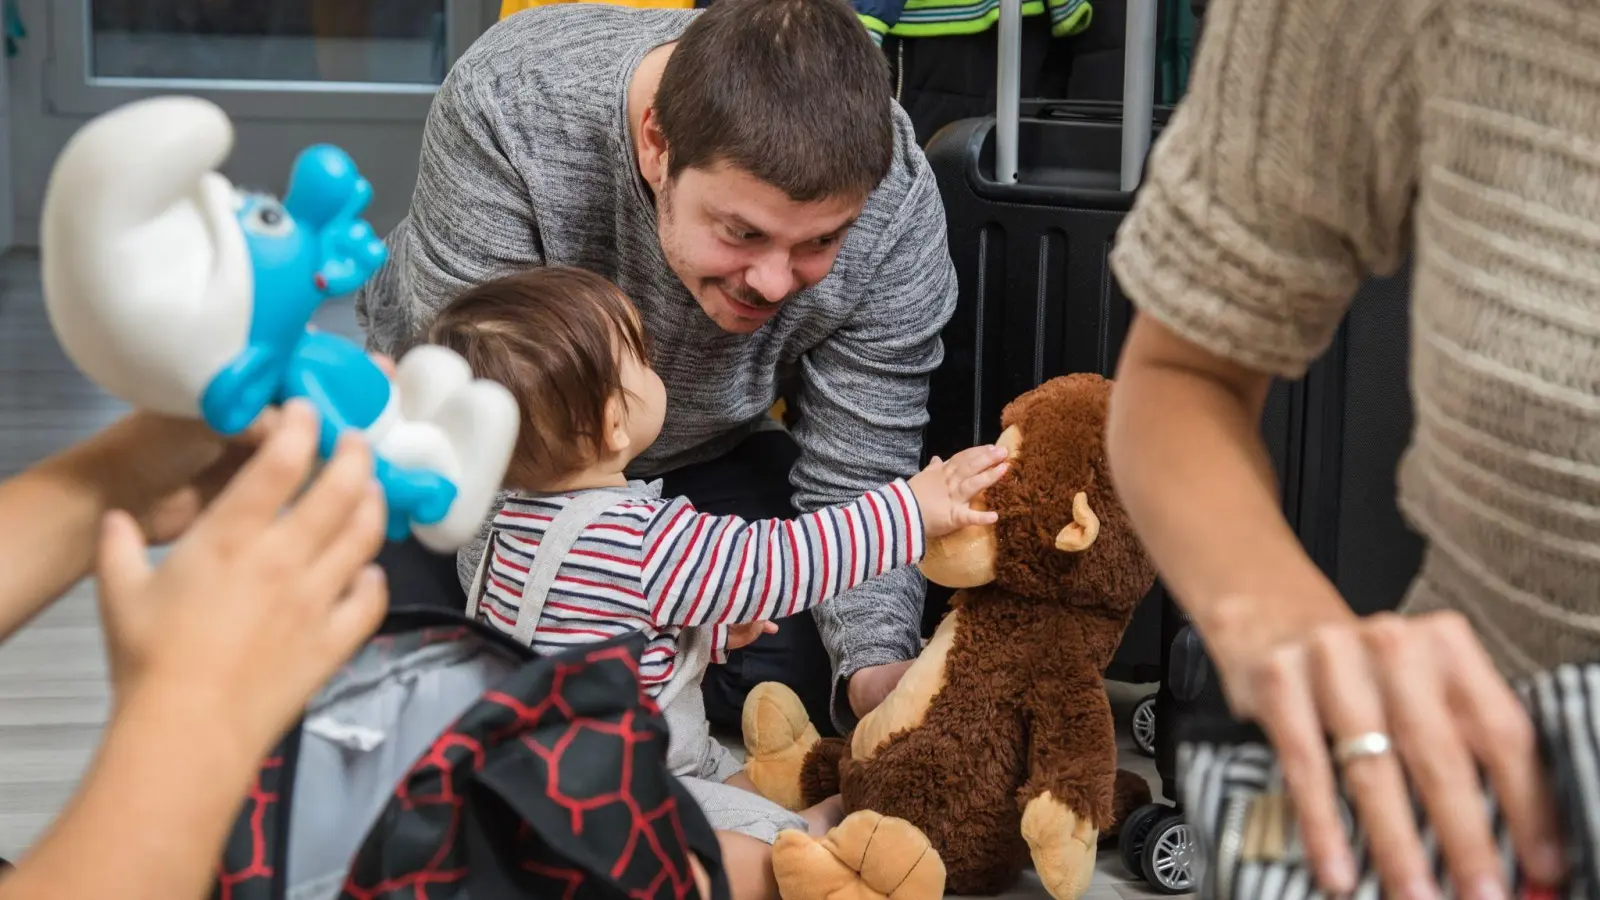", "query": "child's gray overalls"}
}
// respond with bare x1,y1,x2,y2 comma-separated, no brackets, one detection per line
465,484,809,844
